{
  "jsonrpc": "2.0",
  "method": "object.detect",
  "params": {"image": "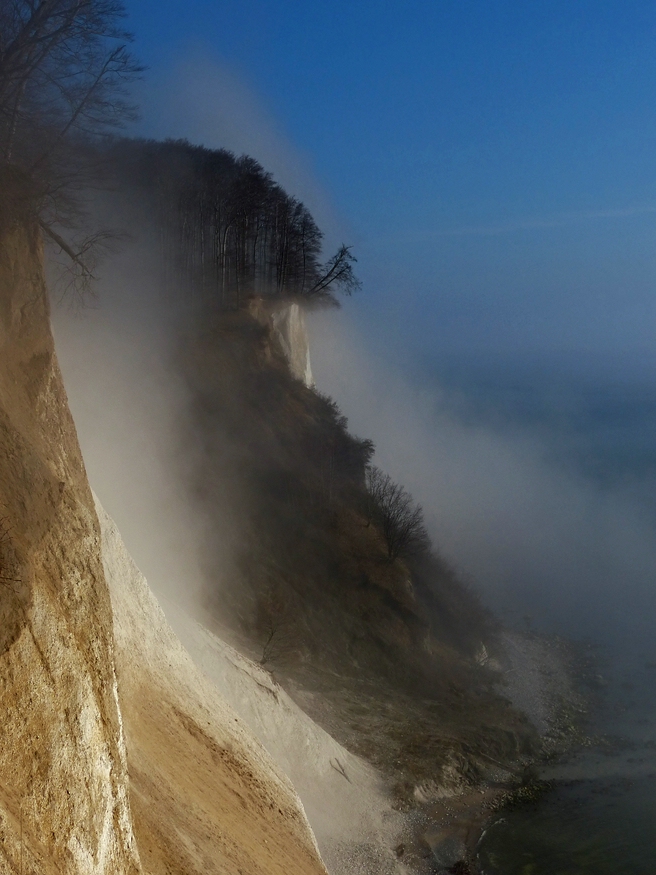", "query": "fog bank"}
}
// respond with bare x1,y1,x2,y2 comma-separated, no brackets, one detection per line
51,248,210,608
309,311,656,659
